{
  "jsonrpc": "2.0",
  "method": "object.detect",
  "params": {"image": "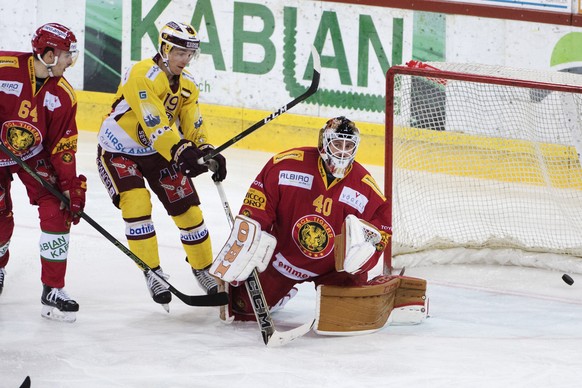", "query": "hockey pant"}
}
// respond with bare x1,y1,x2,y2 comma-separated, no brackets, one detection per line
0,155,72,288
97,148,213,270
